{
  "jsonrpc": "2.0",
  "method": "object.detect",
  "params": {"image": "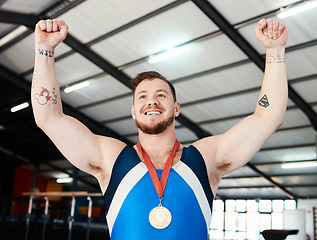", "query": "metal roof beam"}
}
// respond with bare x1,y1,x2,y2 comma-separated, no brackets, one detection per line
63,34,211,139
0,64,133,146
0,10,209,140
0,10,38,26
191,0,301,199
191,0,317,131
247,163,298,199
